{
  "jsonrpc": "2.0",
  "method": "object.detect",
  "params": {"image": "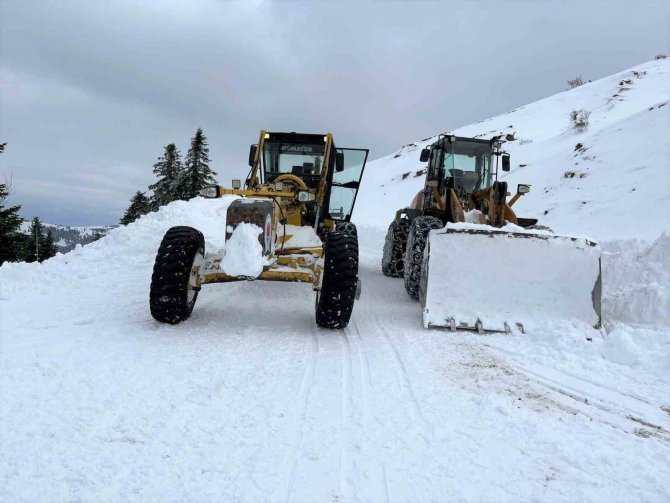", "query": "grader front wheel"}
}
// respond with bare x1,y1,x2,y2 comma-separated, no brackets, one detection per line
315,232,359,329
149,226,205,324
